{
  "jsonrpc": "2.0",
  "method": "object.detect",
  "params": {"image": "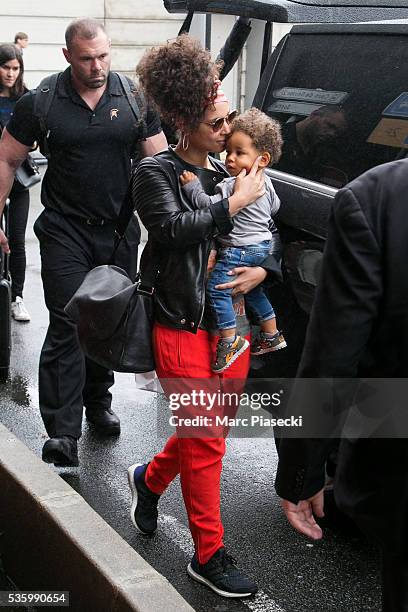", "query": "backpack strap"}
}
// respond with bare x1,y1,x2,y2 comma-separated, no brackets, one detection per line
116,73,147,140
32,72,61,159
